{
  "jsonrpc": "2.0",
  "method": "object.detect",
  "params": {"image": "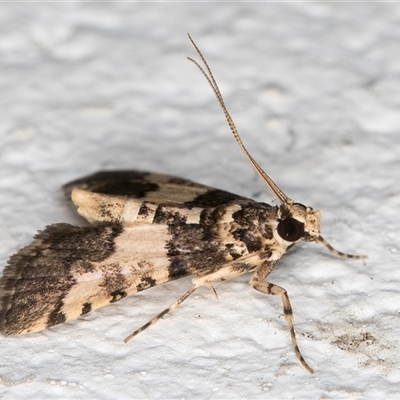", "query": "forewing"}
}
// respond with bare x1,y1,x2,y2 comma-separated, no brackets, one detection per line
0,222,176,335
63,170,252,224
0,198,268,335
